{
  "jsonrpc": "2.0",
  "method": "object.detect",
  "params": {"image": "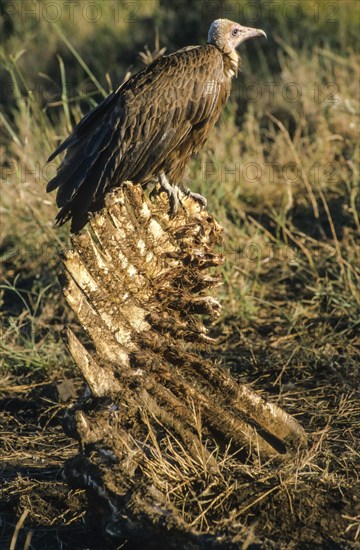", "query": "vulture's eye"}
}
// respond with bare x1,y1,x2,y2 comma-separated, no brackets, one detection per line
231,28,239,37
